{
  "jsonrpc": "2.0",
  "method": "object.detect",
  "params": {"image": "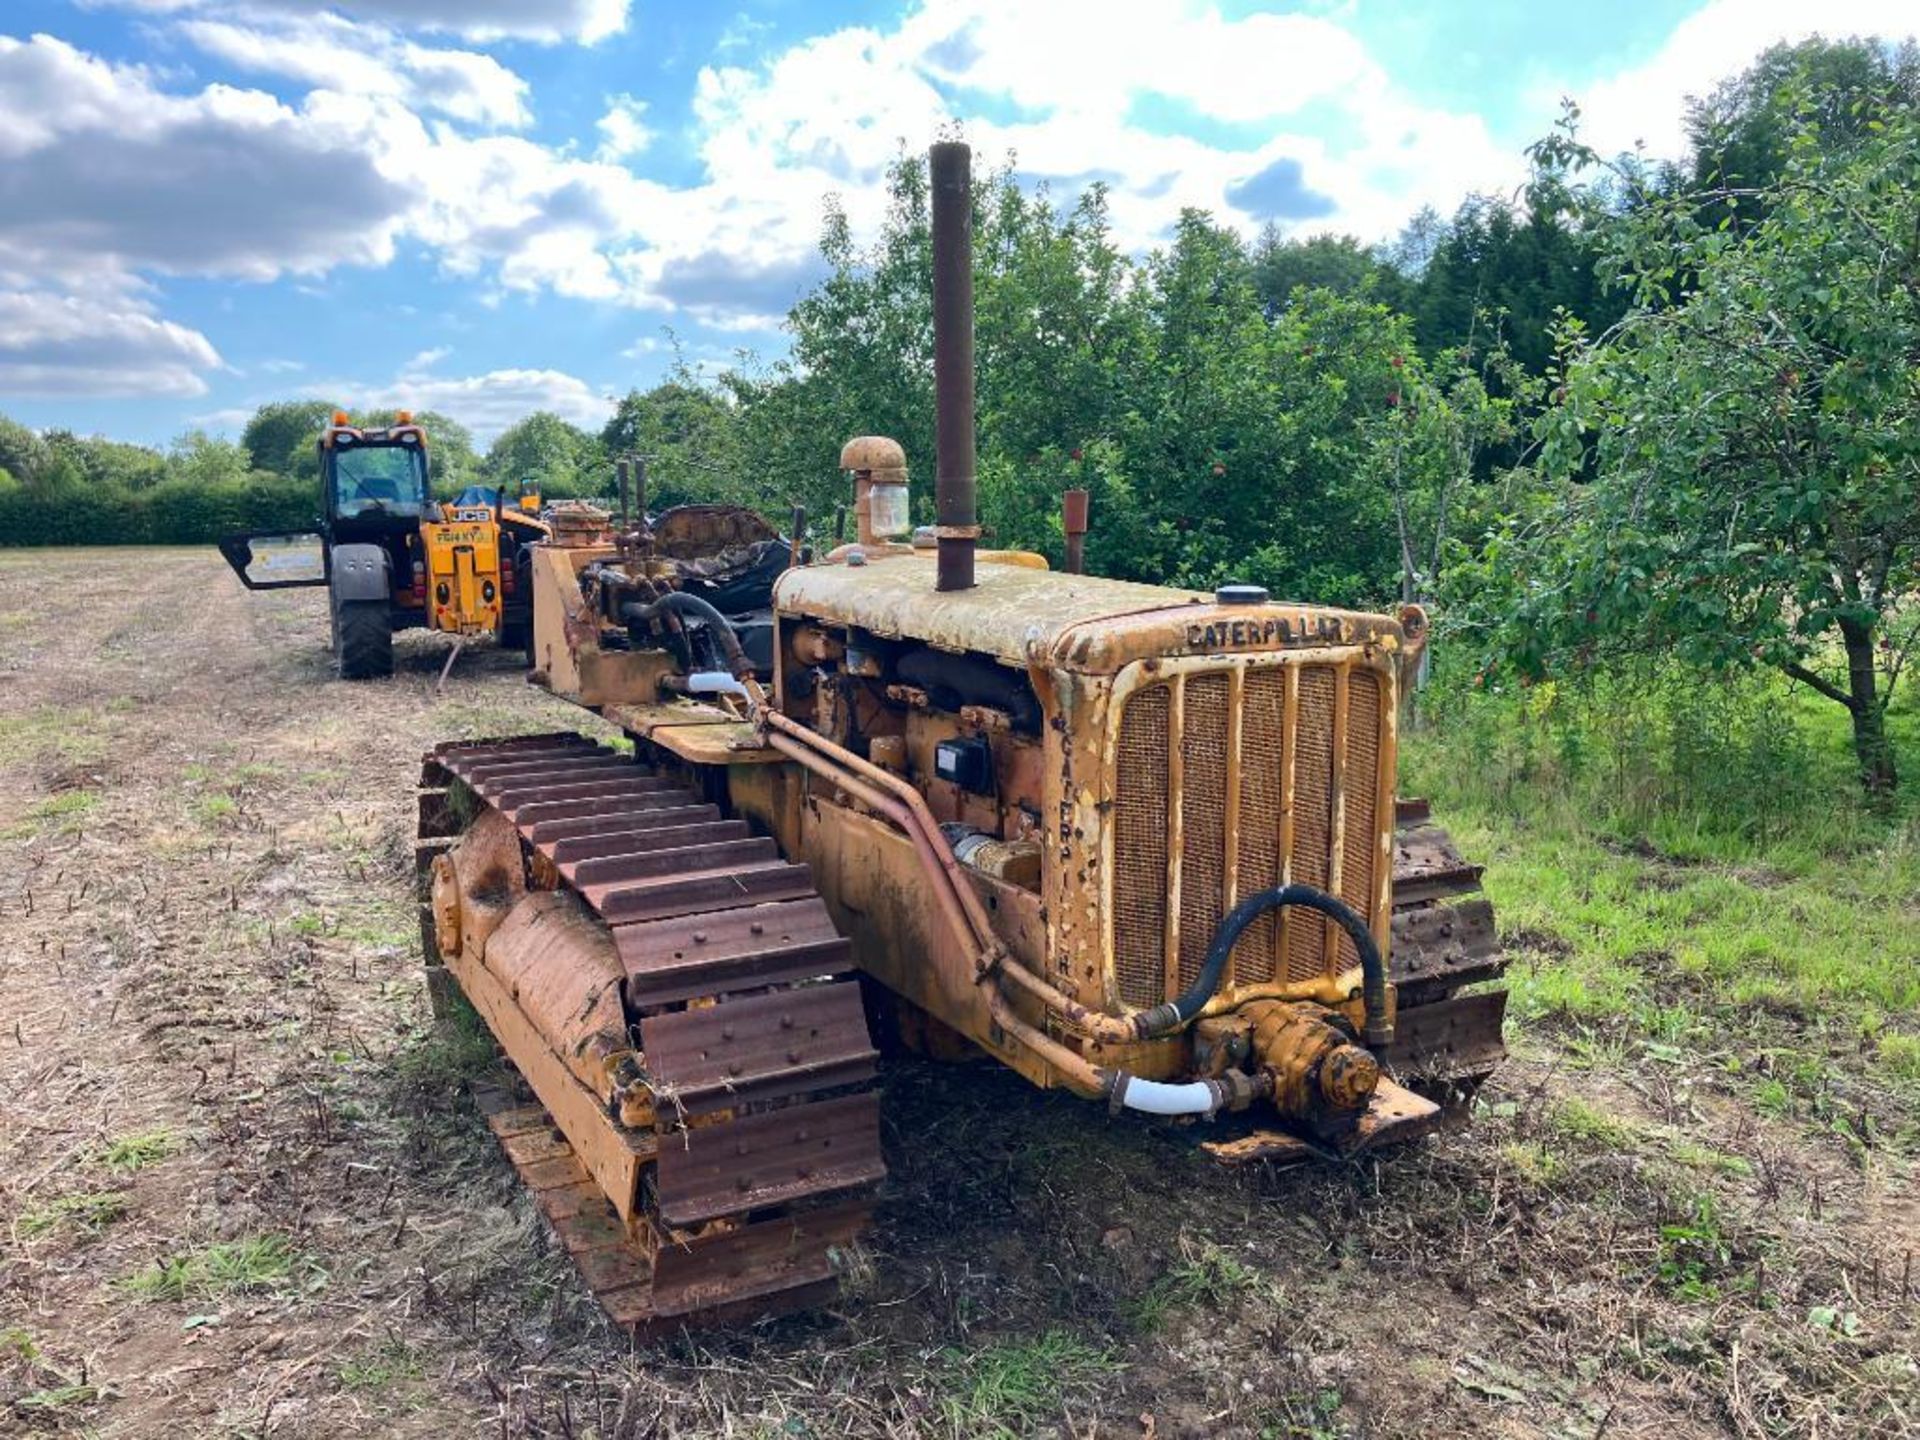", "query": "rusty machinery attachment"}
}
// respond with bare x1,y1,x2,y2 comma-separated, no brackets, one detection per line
415,138,1510,1333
